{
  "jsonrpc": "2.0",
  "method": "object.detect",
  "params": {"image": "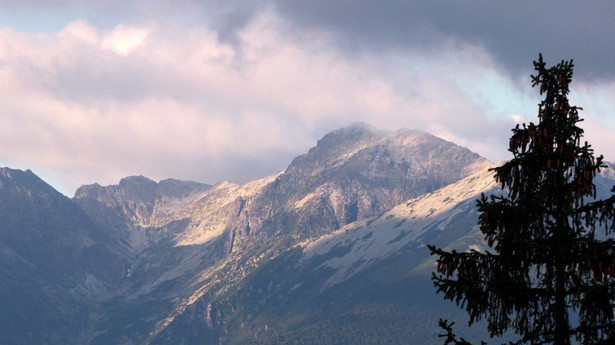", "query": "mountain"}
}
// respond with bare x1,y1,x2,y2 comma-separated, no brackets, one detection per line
70,123,492,344
0,168,129,345
2,123,612,344
154,160,615,345
150,164,502,345
247,123,490,241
